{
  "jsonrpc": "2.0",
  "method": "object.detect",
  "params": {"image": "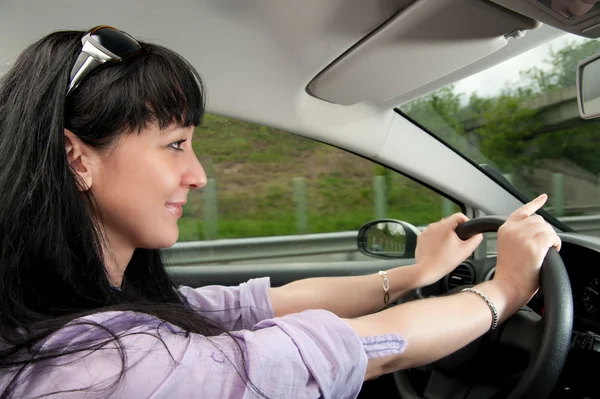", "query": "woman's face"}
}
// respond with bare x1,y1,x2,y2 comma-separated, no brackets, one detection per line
551,0,599,17
90,123,206,250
